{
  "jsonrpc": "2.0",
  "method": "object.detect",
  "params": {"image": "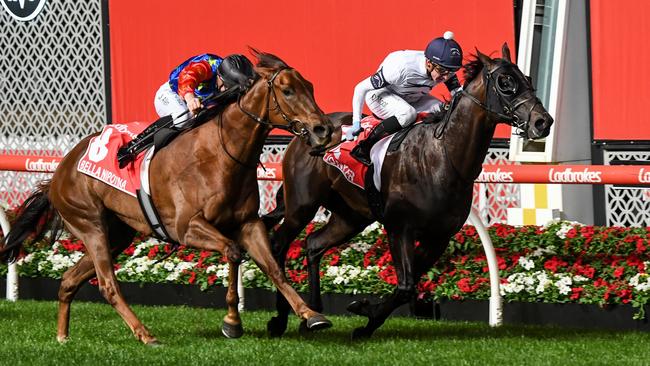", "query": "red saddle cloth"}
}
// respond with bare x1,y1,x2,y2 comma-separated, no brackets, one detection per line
77,122,150,197
323,113,429,189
